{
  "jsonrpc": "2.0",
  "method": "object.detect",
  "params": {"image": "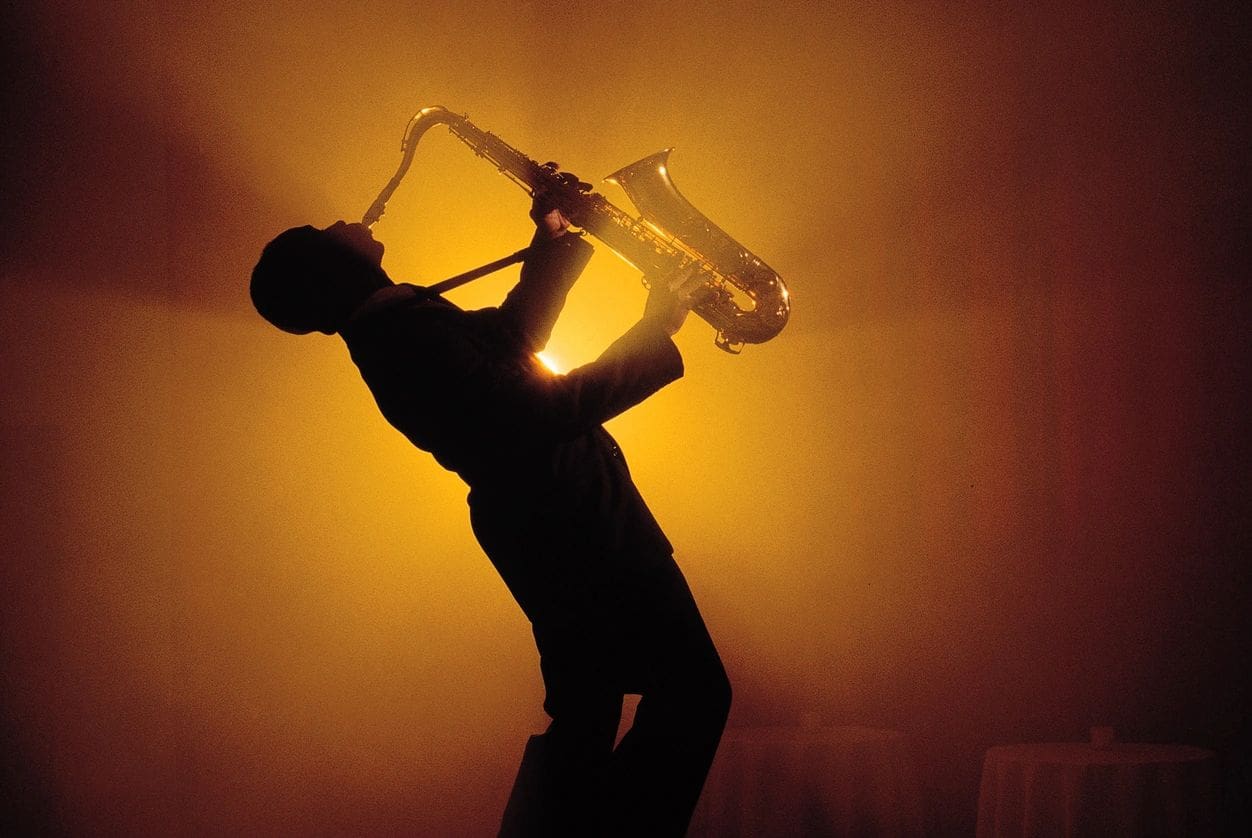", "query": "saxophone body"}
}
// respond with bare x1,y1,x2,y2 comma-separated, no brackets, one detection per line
364,106,790,352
